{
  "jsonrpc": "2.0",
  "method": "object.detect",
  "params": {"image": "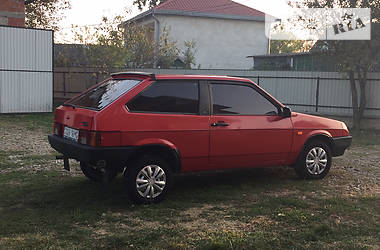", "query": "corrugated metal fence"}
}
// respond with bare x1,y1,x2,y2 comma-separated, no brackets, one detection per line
54,67,380,118
0,26,53,113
